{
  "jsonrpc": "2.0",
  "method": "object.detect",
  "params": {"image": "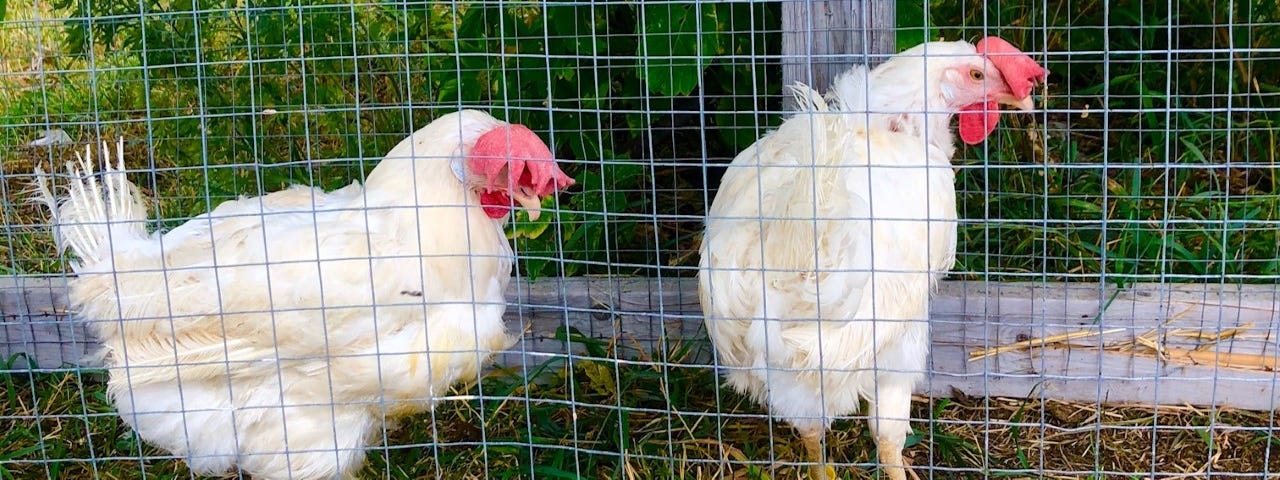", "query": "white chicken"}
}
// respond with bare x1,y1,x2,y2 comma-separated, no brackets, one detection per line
35,109,574,480
698,38,1047,480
